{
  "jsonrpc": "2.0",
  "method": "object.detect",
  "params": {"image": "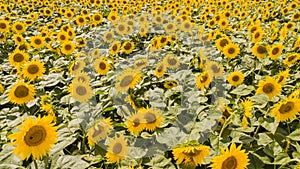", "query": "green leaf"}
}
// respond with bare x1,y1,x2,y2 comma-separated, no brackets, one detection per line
273,152,290,165
260,117,279,134
145,154,176,169
287,129,300,141
251,94,269,109
230,84,255,96
50,155,90,169
257,133,273,146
